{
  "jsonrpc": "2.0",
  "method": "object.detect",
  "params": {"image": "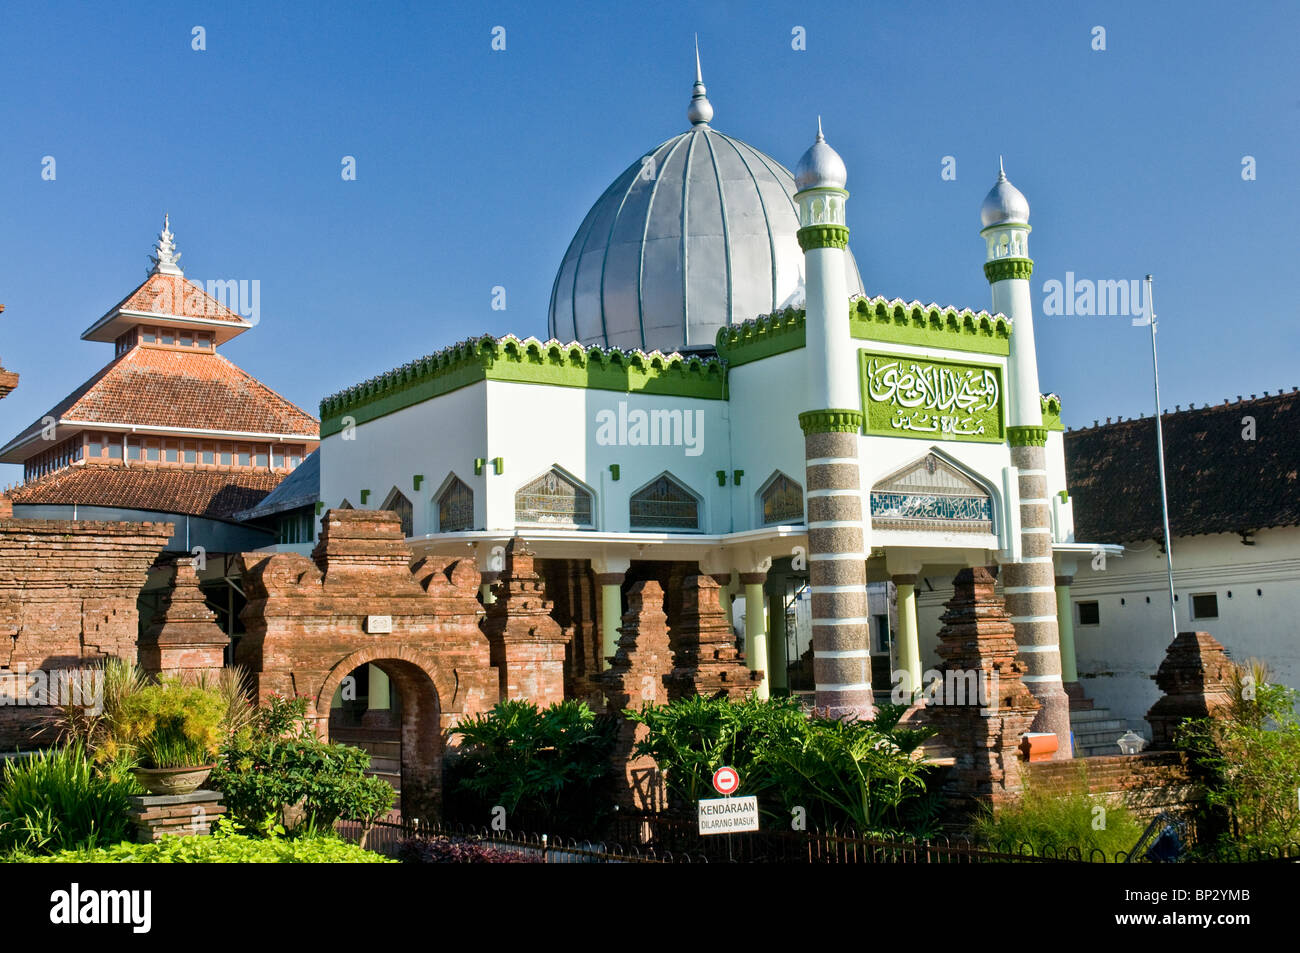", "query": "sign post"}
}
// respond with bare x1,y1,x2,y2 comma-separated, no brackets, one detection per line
698,766,758,861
